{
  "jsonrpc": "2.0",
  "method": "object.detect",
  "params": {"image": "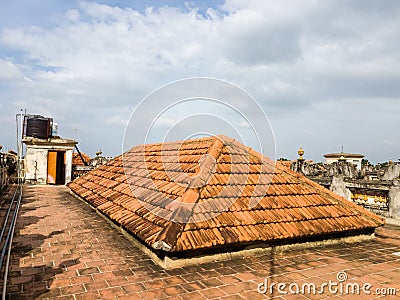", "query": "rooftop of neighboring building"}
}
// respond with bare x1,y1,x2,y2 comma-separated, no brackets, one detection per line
324,152,365,159
72,151,91,166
